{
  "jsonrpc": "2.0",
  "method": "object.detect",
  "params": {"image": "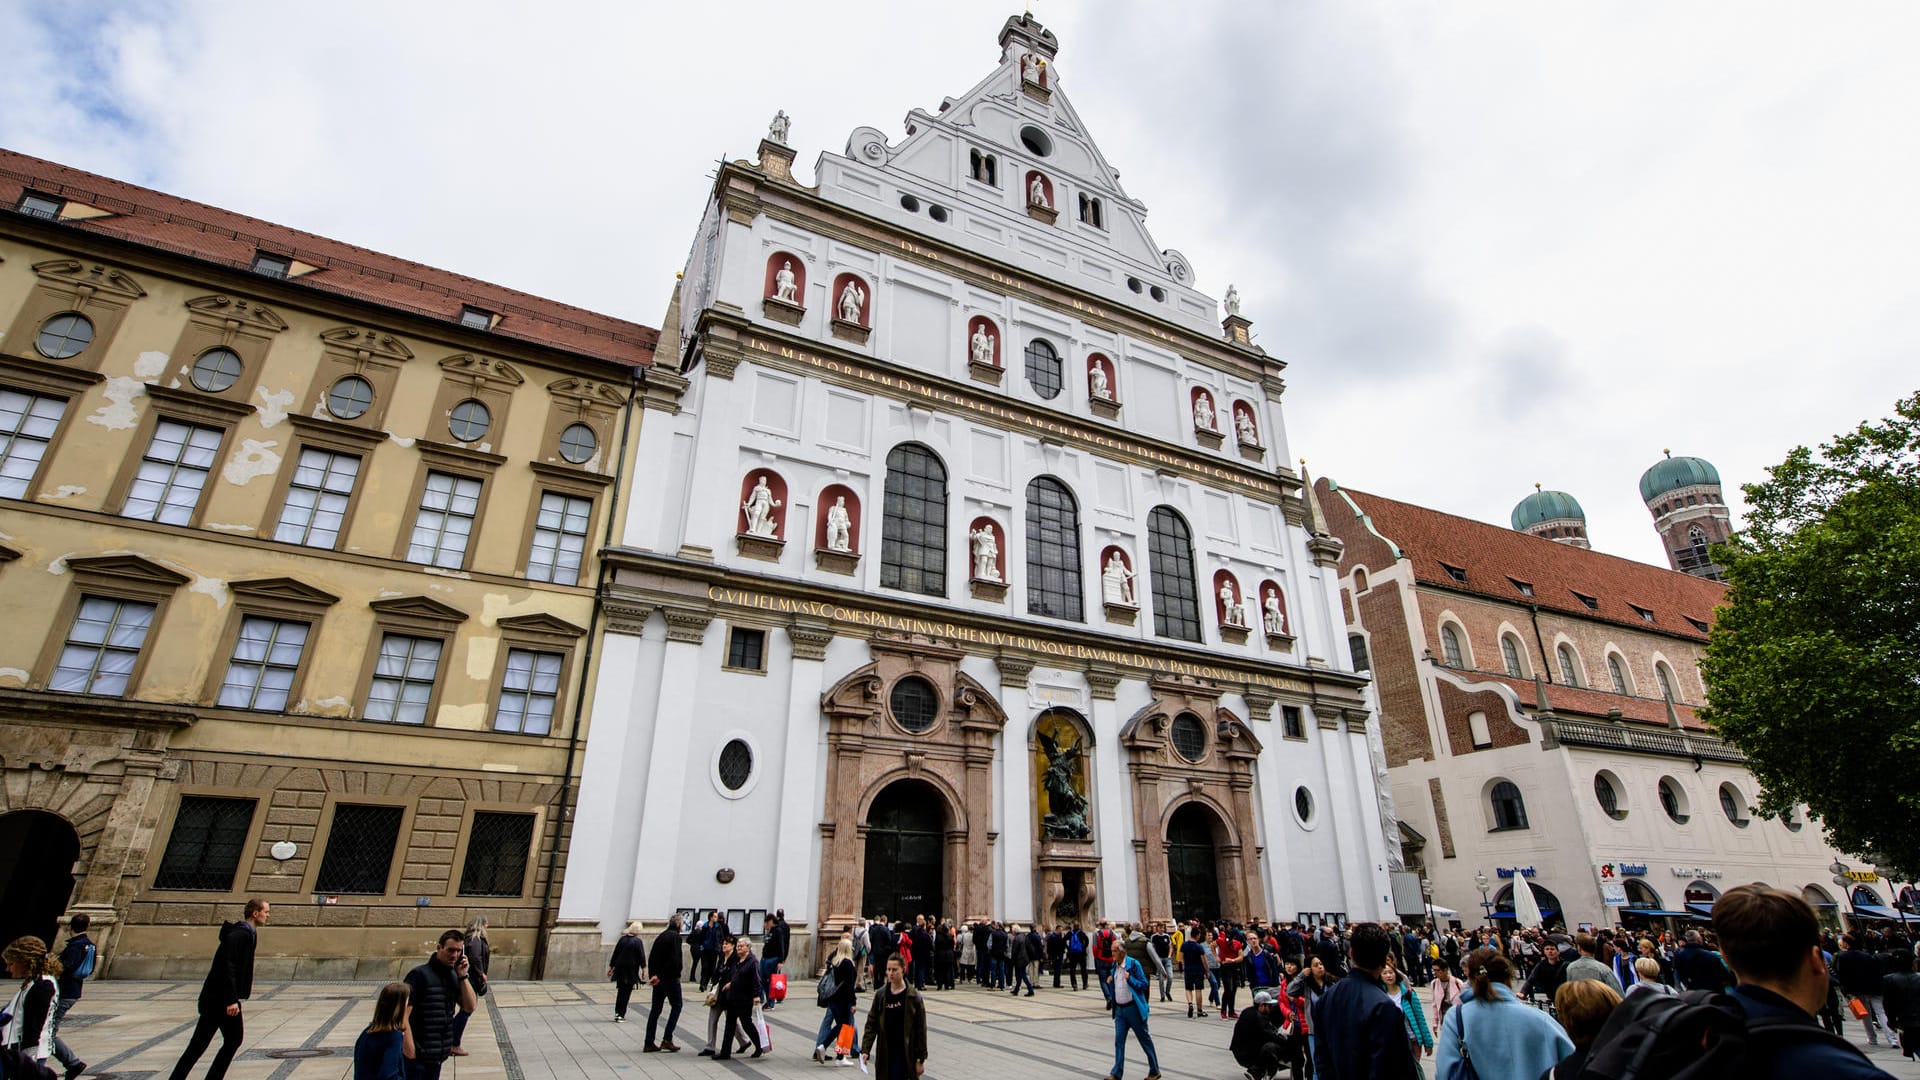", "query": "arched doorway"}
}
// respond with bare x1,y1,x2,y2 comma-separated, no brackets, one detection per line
1166,803,1223,923
1492,881,1564,922
1623,879,1664,909
0,810,81,948
862,780,946,923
